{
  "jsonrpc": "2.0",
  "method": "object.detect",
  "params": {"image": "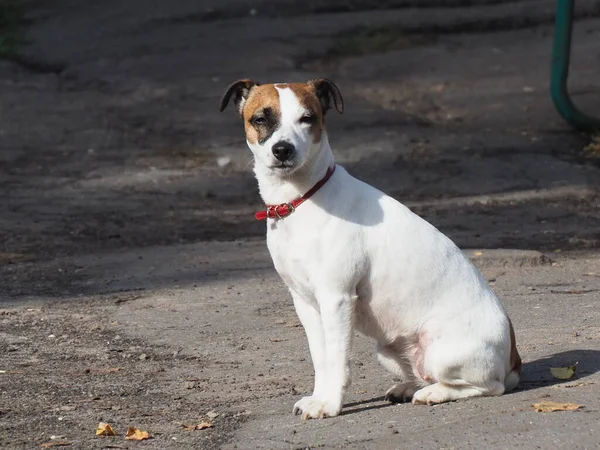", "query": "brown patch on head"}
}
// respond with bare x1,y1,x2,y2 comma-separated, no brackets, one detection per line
508,318,522,375
241,85,281,145
288,83,325,143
